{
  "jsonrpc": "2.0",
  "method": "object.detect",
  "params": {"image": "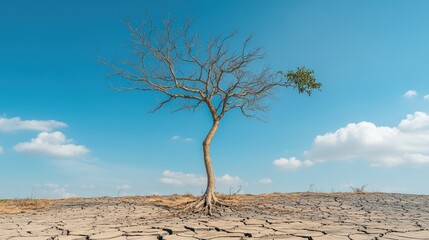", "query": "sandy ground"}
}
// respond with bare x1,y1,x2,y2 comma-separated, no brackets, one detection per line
1,193,429,240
